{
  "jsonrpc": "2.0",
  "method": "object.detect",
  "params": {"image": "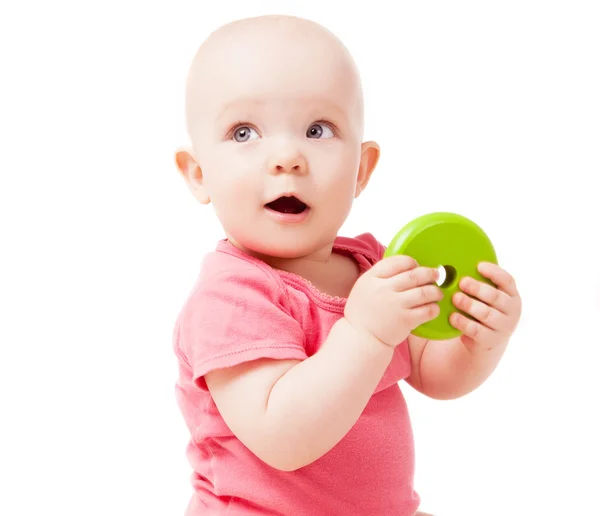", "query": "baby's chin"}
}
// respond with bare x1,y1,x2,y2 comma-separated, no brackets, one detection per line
228,231,335,262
